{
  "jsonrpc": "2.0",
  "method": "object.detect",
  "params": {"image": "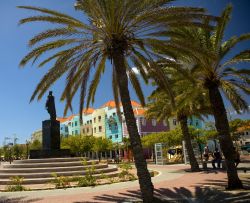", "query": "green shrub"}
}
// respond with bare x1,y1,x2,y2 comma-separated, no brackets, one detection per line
77,161,97,187
6,176,27,192
118,163,136,181
81,158,88,166
51,173,71,189
99,172,108,180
